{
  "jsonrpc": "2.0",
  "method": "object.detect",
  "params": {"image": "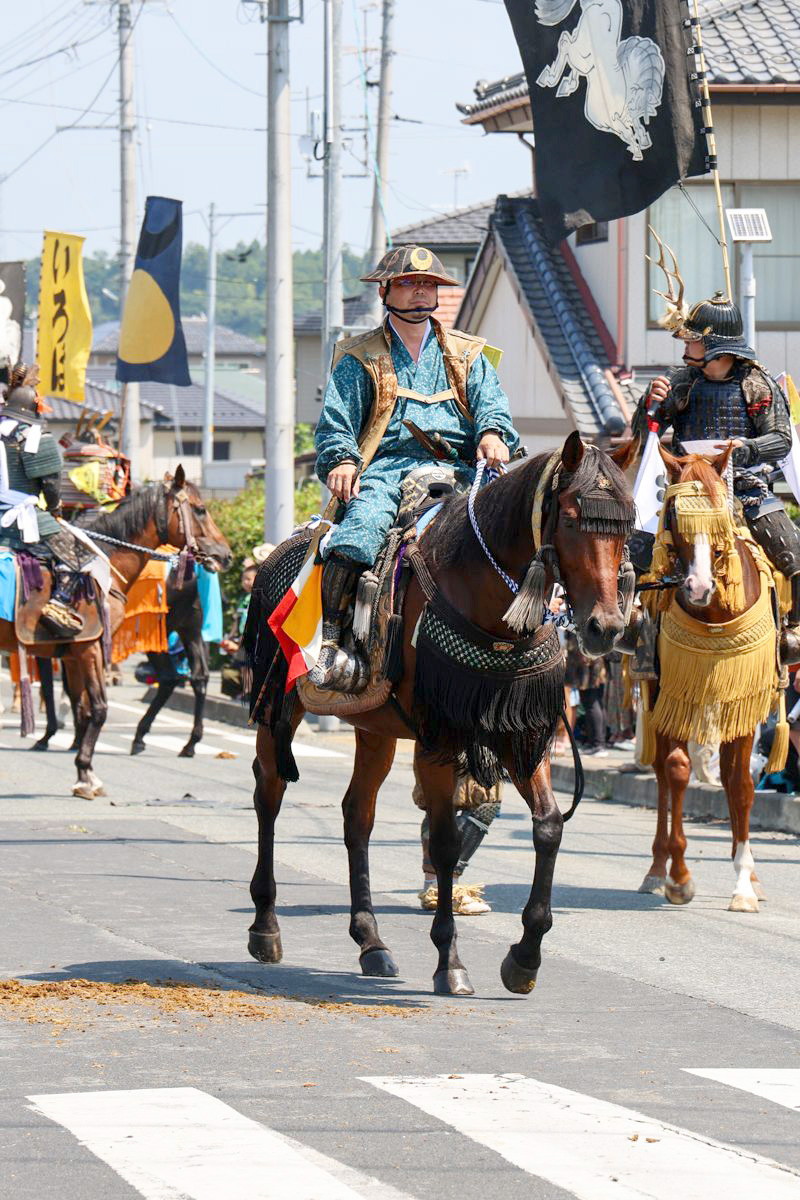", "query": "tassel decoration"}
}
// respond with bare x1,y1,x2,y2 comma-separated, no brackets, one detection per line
766,688,790,776
382,613,404,683
618,558,636,625
503,556,547,634
353,571,378,647
101,600,112,666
